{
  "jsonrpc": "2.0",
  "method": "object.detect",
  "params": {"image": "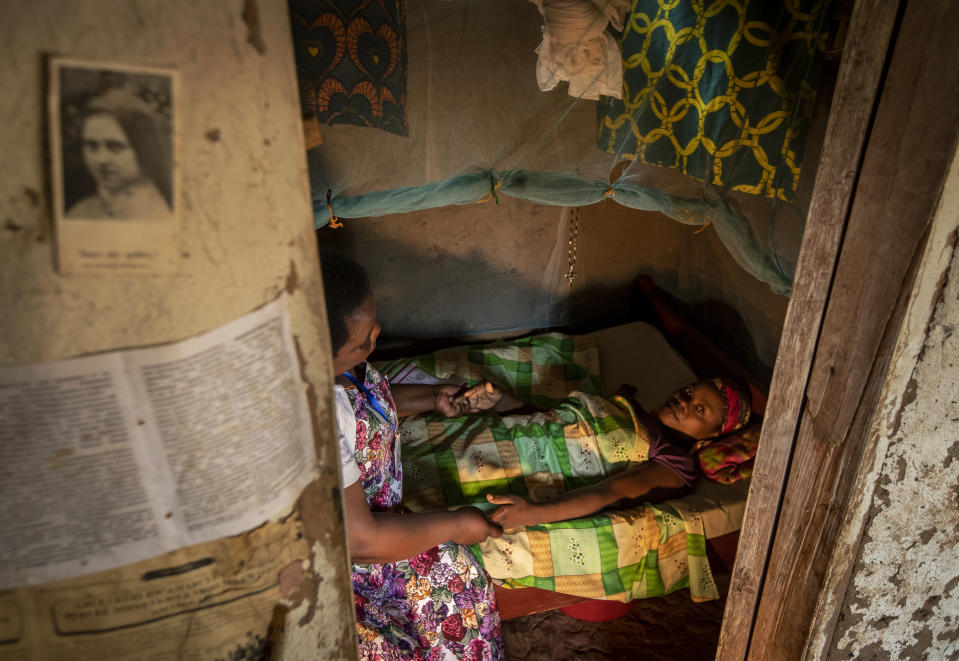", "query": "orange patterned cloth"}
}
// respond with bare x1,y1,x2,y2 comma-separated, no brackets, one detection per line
697,425,760,484
290,0,408,136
